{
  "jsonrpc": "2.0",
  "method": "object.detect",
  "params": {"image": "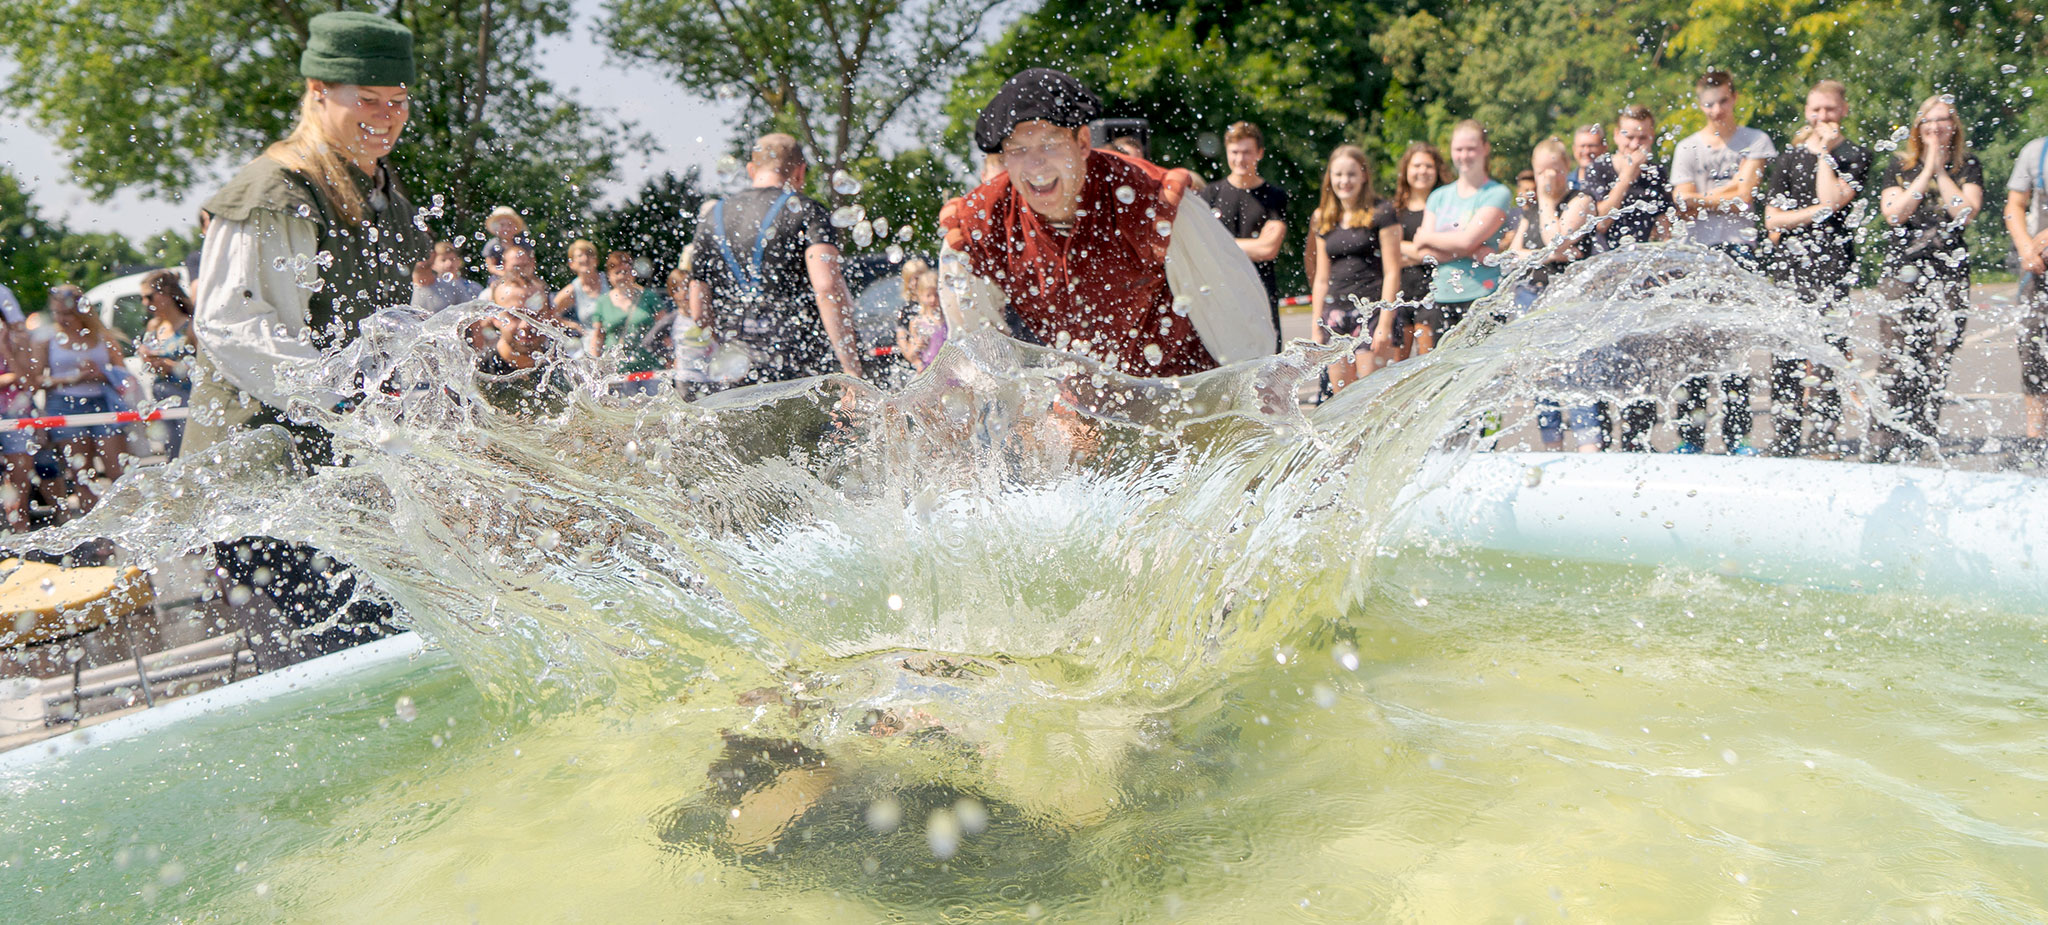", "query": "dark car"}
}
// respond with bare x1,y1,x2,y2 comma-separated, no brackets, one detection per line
839,252,933,385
